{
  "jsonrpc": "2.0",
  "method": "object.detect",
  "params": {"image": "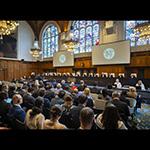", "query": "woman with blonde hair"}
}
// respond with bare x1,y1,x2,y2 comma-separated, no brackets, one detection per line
127,86,141,111
127,86,137,99
83,88,94,108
